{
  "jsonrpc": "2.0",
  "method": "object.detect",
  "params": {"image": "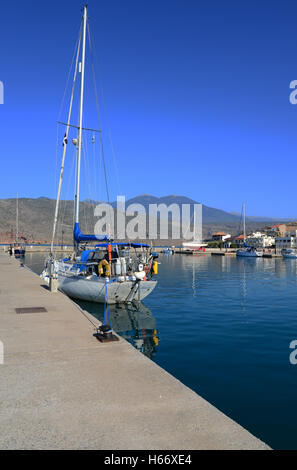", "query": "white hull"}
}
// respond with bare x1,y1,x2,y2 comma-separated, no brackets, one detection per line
41,266,157,304
58,274,157,304
182,242,207,249
236,250,262,258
